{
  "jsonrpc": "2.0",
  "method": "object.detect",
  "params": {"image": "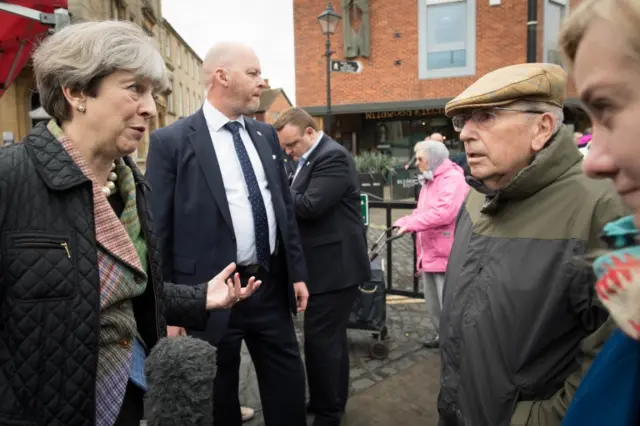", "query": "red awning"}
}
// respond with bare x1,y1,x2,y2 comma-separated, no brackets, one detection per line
0,1,67,98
